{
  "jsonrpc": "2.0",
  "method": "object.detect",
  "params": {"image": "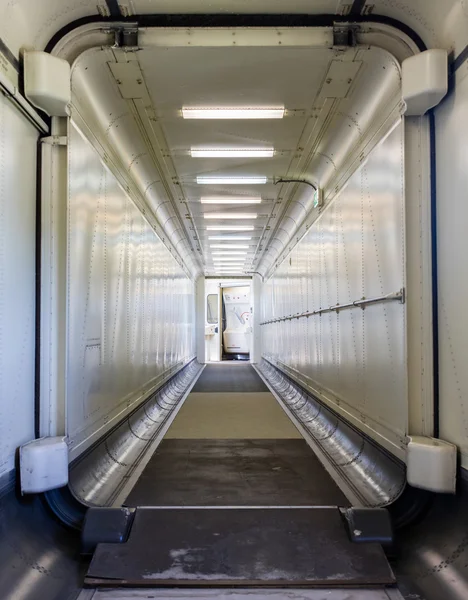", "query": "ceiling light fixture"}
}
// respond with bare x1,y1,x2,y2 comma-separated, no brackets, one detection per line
207,226,255,231
191,148,274,158
204,213,257,220
182,107,285,119
212,258,247,262
212,252,247,256
212,262,247,266
210,245,249,249
201,197,262,204
197,176,267,185
208,236,252,241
